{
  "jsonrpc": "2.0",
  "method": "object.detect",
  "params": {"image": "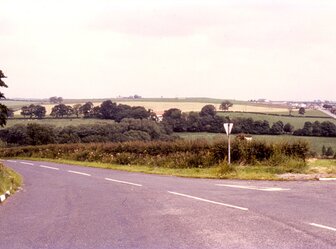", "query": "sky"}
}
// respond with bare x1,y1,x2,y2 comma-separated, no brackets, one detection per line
1,0,335,101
